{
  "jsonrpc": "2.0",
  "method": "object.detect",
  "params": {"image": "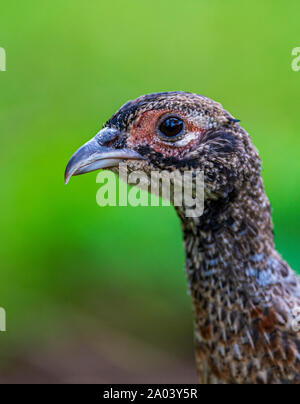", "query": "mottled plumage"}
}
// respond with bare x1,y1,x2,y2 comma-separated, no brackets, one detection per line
65,92,300,384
